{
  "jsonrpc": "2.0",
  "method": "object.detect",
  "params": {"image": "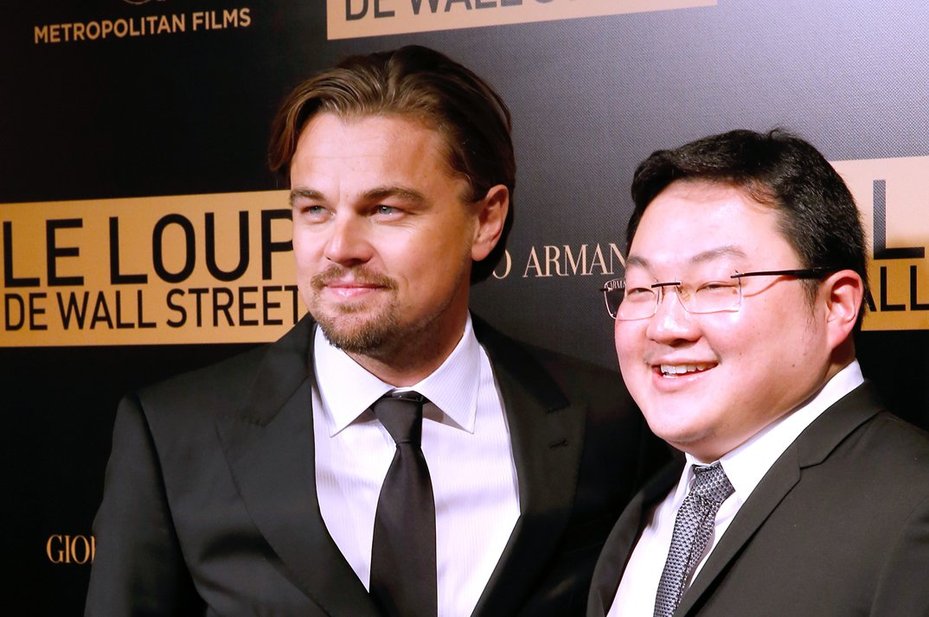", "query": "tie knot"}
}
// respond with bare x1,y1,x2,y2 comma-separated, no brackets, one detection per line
373,391,426,446
690,462,734,505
